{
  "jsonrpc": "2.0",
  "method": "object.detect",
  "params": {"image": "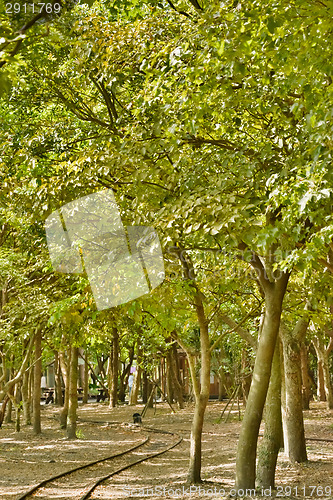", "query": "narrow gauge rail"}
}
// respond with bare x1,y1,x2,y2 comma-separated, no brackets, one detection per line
17,427,182,500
